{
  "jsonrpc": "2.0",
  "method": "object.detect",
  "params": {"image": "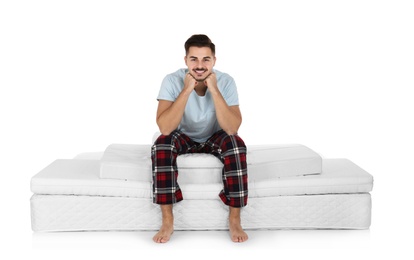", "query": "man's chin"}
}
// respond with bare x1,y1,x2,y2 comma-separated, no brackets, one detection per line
190,73,209,82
